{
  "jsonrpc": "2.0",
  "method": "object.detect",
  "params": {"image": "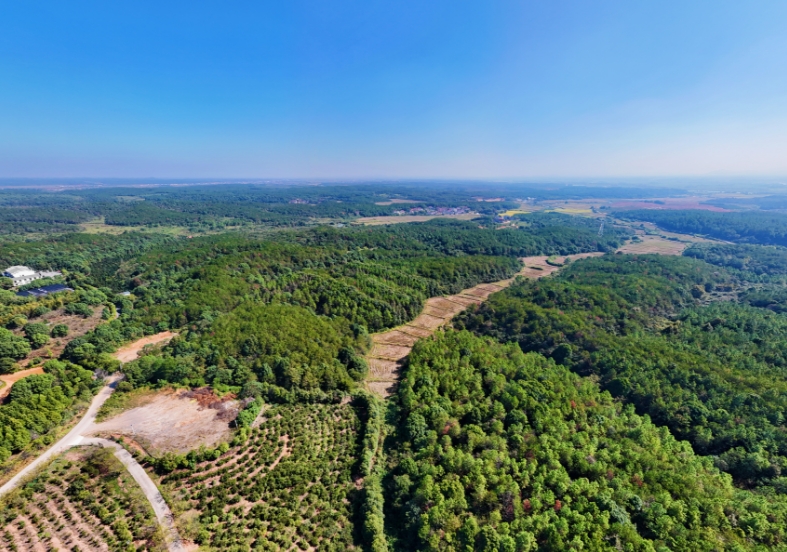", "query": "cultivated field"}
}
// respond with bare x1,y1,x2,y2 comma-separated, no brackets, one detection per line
365,252,603,397
610,197,731,211
0,447,165,552
372,199,419,205
158,403,361,551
